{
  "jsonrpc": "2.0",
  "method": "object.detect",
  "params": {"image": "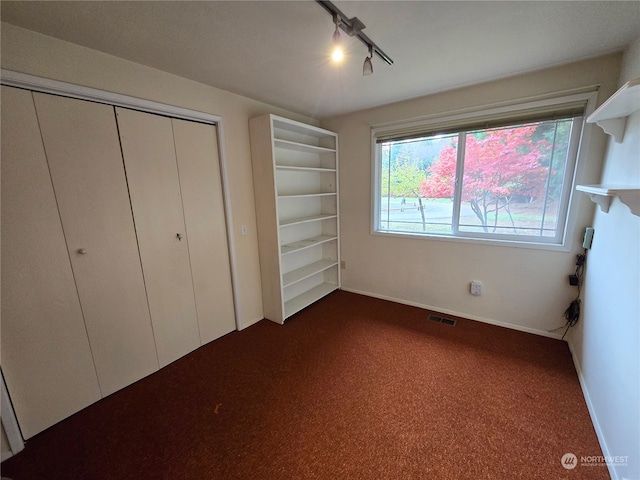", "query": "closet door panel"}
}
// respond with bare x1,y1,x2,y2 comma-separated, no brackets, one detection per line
172,120,236,343
33,93,159,396
0,86,101,439
116,107,200,367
